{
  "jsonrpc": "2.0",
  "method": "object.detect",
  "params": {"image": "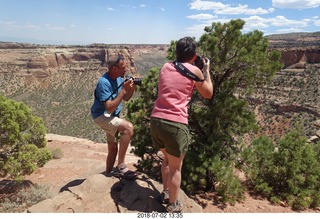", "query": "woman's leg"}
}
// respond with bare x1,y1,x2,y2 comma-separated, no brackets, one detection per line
166,152,185,204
